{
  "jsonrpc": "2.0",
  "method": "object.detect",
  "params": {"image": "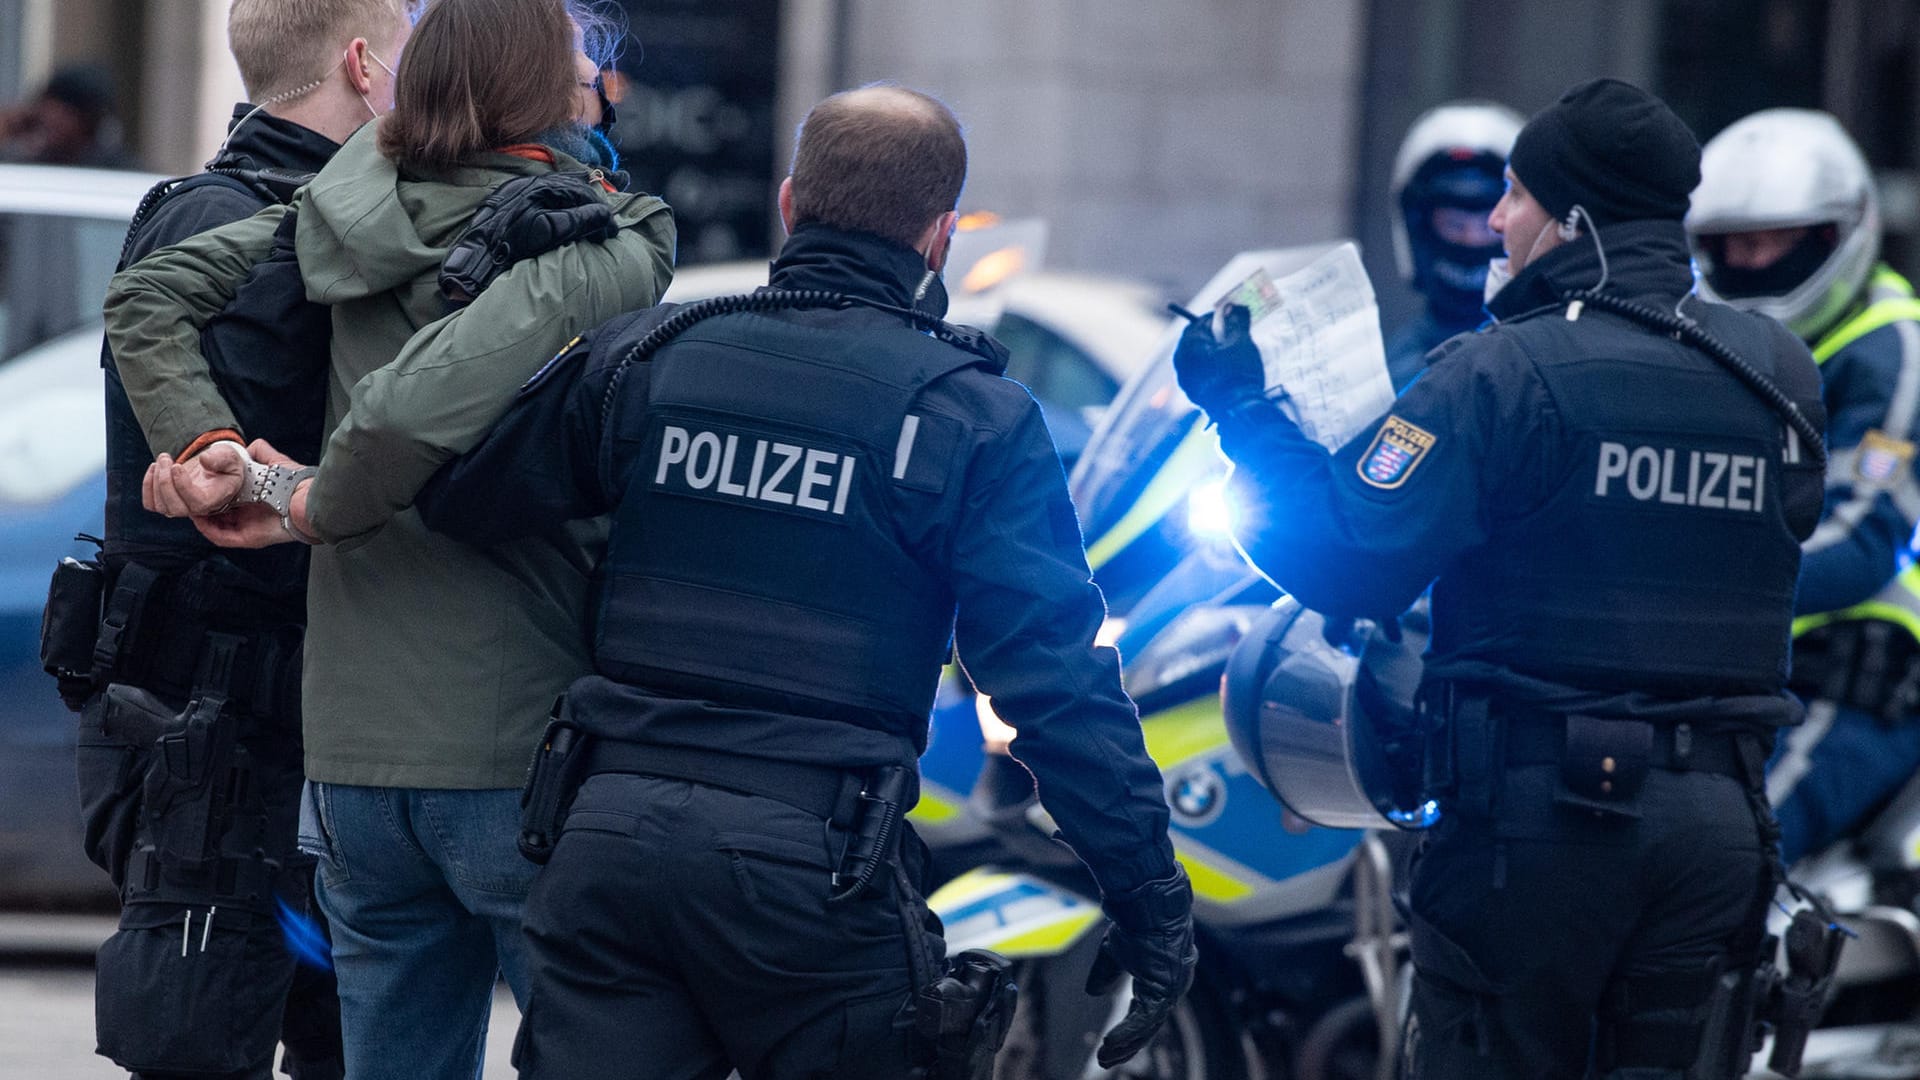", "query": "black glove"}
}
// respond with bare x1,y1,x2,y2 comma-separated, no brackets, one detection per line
1085,865,1198,1068
1171,303,1266,418
440,173,620,305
